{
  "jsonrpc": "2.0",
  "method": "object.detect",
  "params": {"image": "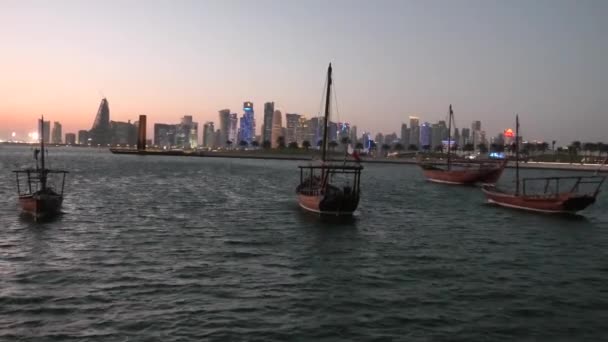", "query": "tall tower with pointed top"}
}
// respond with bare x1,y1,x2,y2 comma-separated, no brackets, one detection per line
89,98,111,145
